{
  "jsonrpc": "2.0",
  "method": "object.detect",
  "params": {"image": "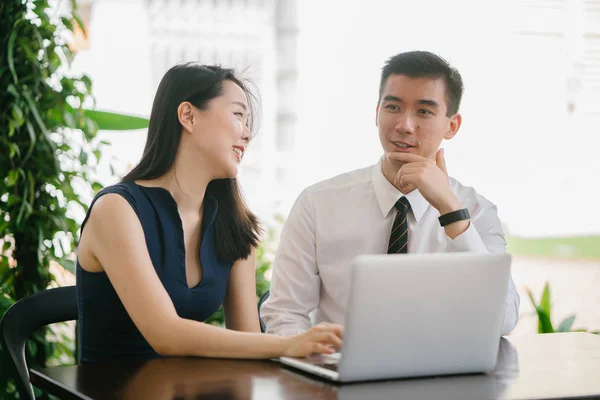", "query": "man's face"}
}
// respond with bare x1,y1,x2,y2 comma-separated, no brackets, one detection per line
376,74,460,164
